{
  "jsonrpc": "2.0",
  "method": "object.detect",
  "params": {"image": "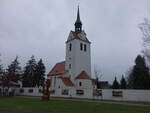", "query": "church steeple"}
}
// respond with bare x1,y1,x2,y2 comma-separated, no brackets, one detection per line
75,6,82,32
